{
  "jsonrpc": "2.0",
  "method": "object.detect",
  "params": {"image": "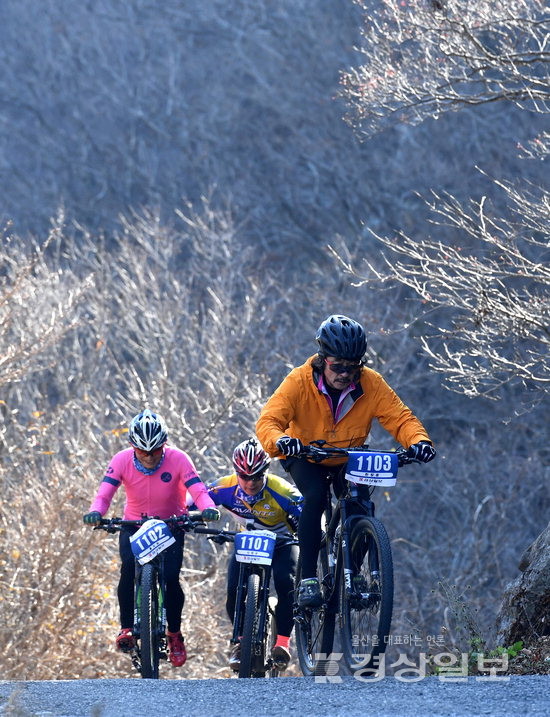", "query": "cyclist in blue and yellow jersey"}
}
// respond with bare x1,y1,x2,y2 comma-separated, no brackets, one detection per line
207,437,303,672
